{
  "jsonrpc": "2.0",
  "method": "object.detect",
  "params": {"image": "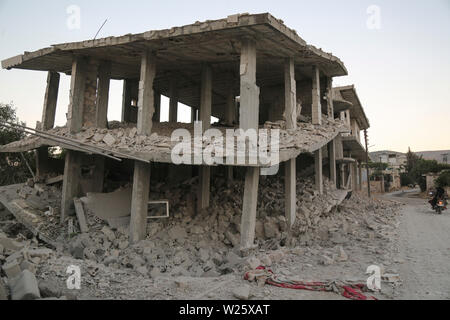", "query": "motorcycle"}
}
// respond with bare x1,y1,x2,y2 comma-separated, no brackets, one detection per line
429,190,448,214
